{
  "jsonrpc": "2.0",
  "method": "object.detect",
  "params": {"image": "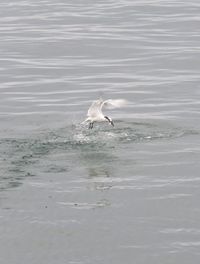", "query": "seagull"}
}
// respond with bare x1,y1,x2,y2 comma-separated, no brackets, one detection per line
83,98,127,129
